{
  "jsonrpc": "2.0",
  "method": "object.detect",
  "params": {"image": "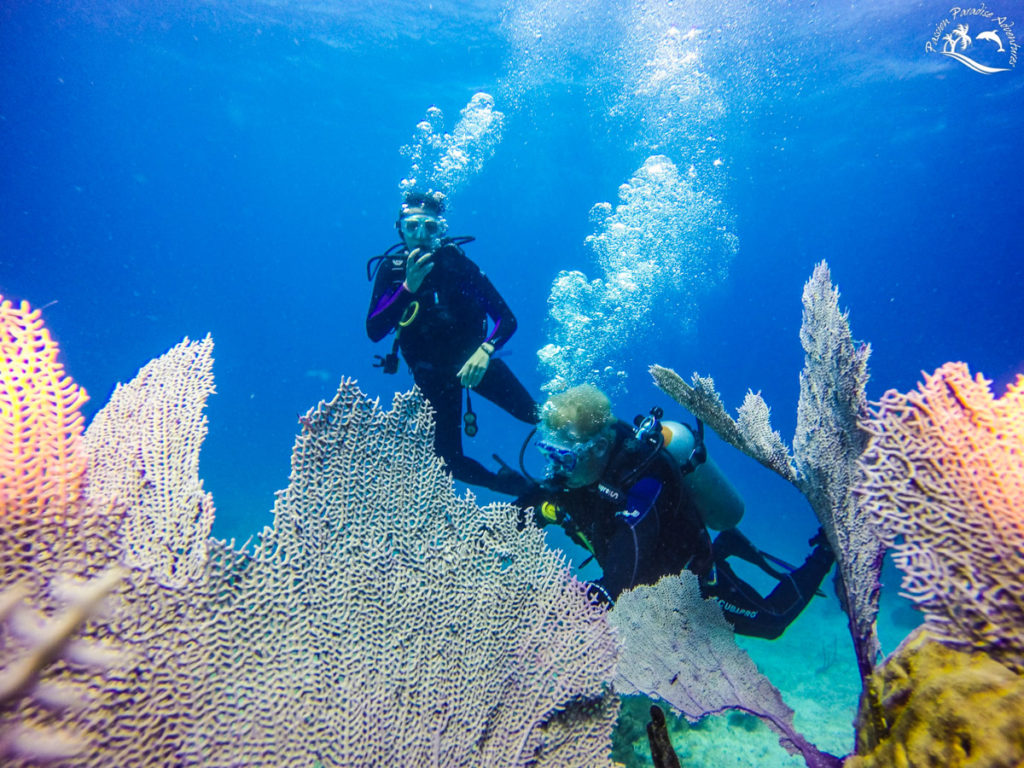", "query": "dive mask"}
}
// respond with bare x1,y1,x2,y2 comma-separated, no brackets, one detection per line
400,215,442,236
536,434,600,477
